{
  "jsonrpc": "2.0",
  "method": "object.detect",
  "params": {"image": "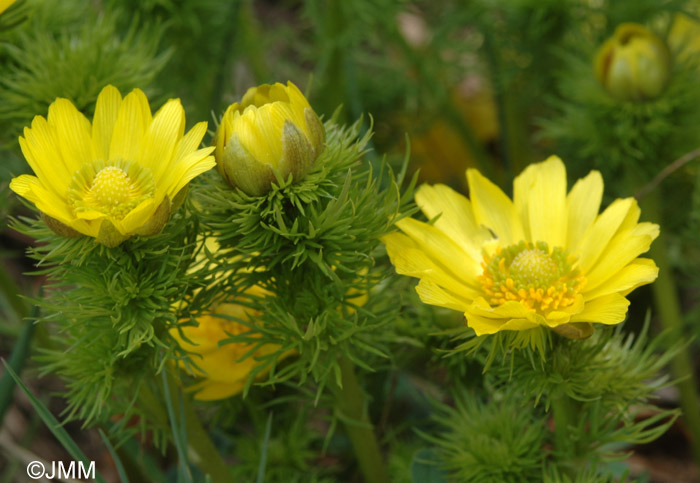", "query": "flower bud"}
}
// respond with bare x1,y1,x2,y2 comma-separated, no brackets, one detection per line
215,81,325,196
594,23,671,101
